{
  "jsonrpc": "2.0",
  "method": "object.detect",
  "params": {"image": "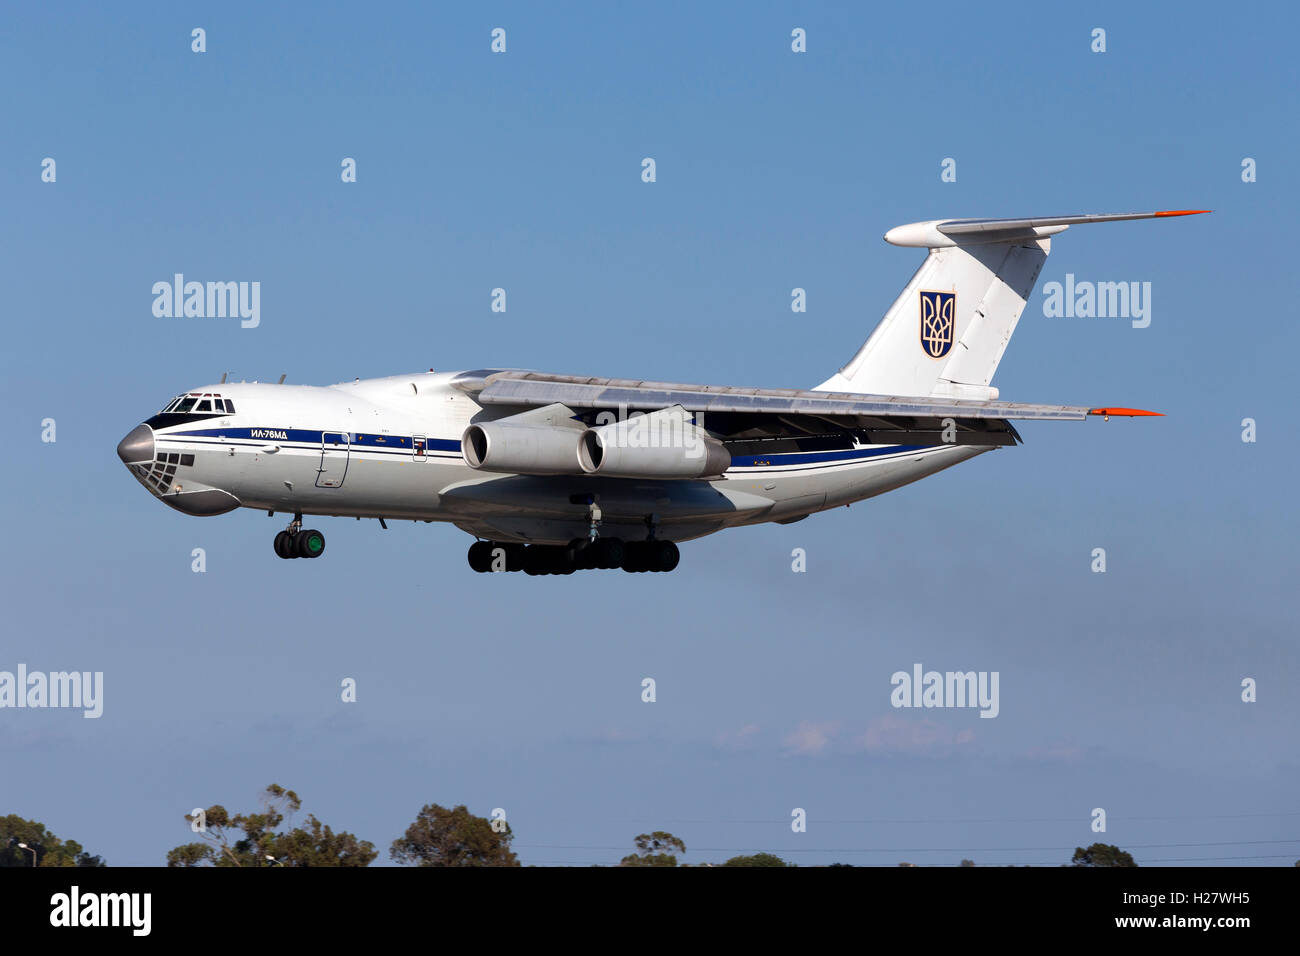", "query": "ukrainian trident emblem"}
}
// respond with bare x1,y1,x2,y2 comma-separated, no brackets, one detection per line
919,290,955,359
